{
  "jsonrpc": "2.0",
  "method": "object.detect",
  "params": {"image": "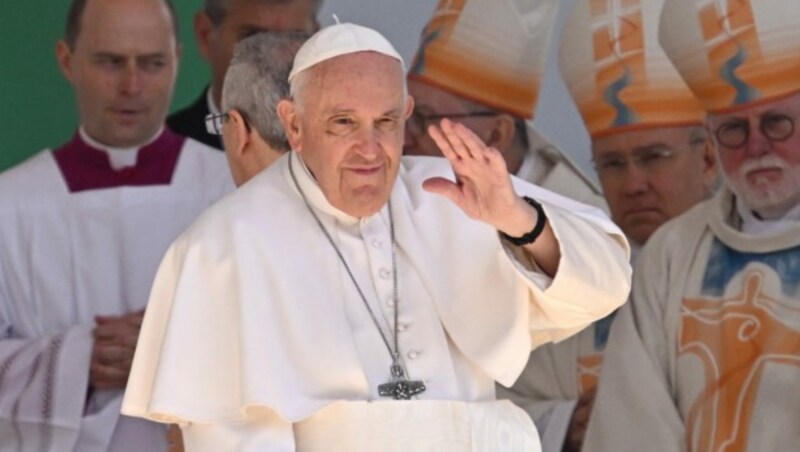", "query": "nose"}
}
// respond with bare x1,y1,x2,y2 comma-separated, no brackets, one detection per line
120,65,142,96
620,163,650,196
744,117,771,157
356,127,382,159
